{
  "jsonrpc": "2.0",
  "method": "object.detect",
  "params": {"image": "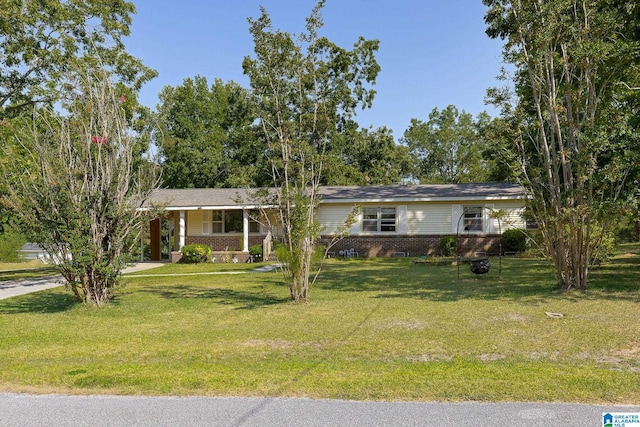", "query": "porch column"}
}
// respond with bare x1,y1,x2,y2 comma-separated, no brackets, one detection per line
179,210,186,249
242,209,249,252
